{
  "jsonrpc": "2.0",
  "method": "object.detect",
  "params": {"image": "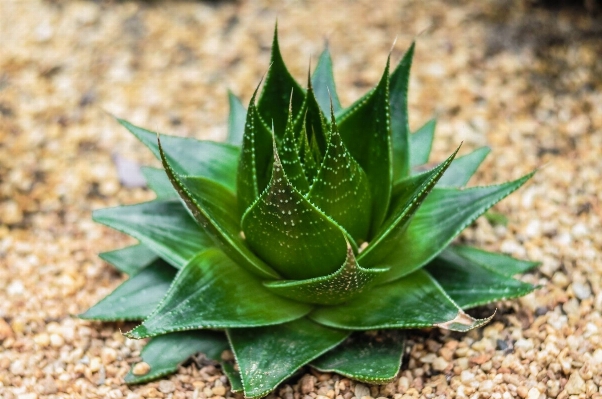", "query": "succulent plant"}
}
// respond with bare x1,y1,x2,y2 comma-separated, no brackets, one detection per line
82,28,538,398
